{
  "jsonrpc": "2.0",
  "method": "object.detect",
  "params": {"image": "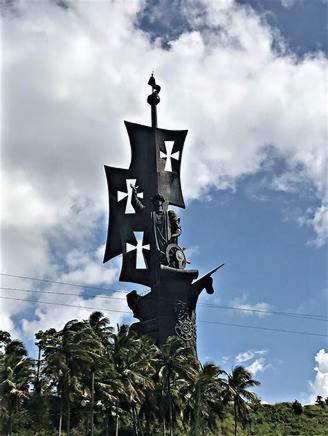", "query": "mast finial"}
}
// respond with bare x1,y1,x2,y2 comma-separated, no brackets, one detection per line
147,73,161,128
